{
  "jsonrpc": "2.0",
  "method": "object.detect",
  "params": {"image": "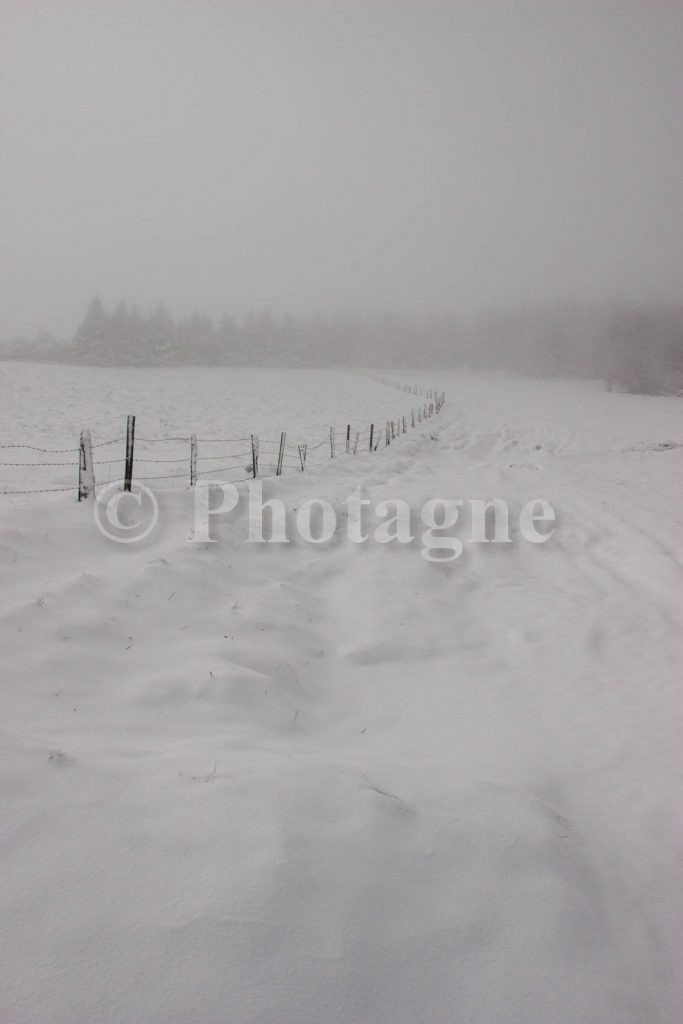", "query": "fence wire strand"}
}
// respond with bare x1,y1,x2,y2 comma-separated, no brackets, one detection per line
1,378,444,497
